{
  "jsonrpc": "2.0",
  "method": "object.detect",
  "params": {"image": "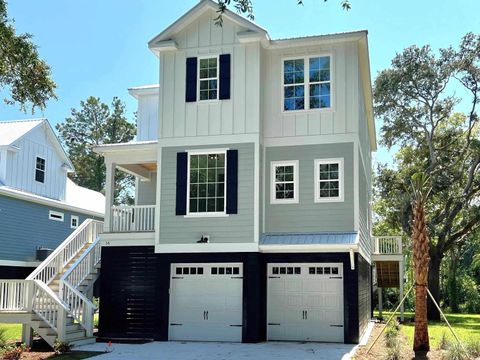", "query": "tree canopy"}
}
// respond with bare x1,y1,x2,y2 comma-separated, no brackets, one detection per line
0,0,56,112
56,96,136,204
374,33,480,319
